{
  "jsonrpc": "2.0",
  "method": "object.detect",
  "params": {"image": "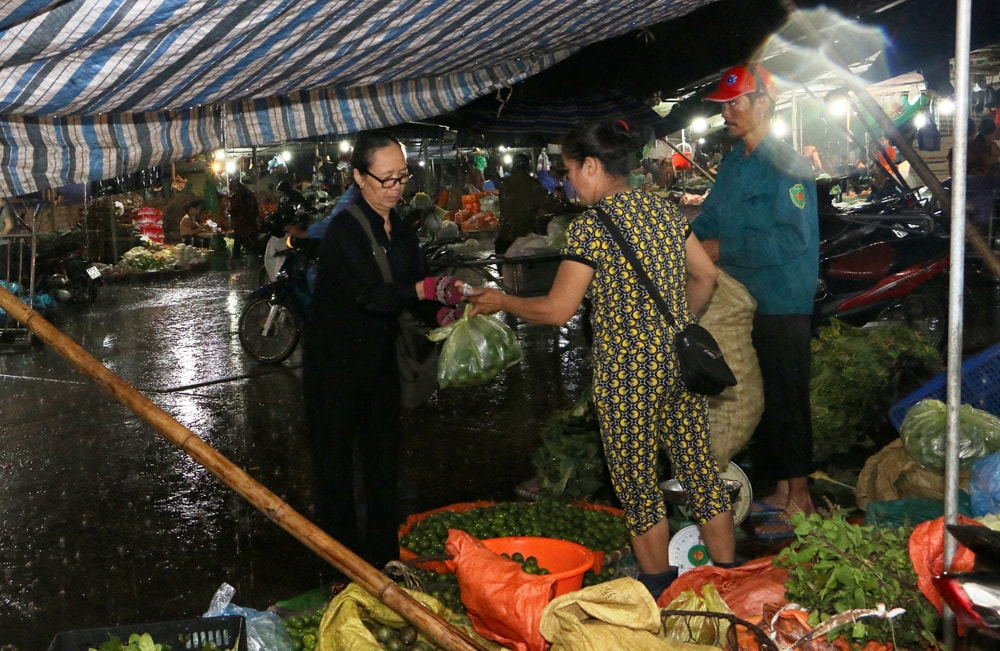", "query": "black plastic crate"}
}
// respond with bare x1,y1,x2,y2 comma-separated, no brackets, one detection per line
47,615,247,651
